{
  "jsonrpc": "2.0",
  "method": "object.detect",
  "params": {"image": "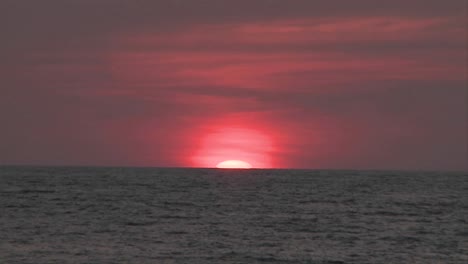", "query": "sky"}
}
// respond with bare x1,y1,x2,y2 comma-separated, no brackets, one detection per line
1,0,467,170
